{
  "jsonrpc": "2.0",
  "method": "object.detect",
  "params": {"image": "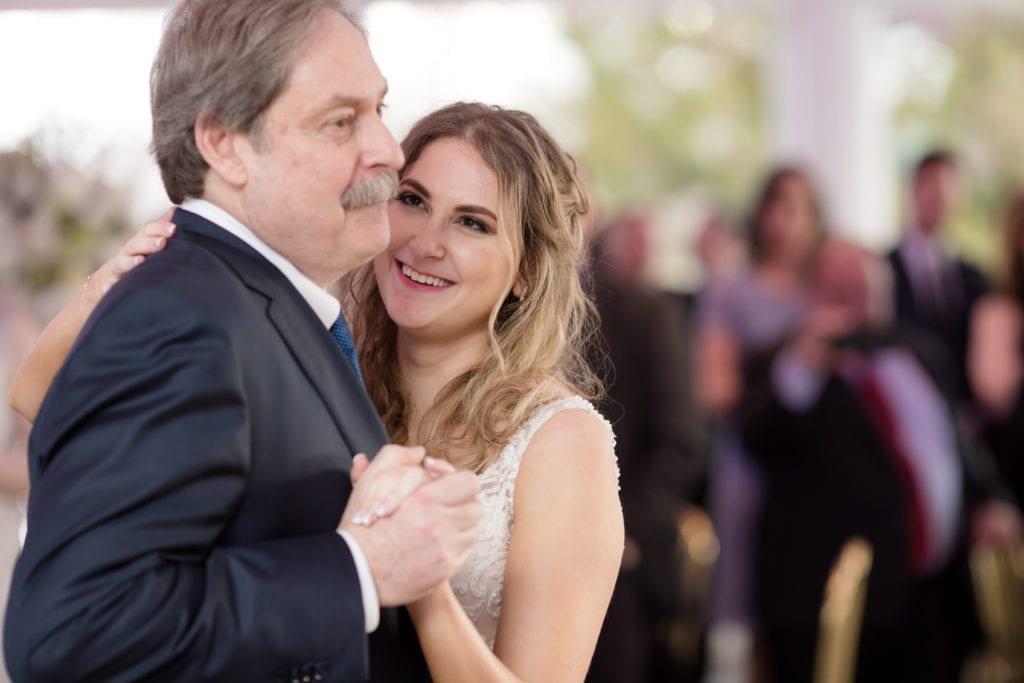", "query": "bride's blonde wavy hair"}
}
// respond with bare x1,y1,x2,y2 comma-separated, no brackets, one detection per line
345,102,600,473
